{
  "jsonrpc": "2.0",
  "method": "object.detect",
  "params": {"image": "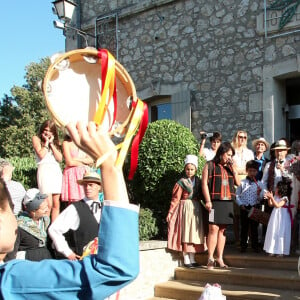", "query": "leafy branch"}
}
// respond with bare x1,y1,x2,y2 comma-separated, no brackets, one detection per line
268,0,300,30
